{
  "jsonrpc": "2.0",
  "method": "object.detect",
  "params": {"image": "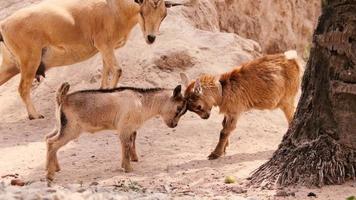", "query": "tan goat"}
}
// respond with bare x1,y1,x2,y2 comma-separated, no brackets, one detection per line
45,82,187,181
0,0,184,120
181,50,302,160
